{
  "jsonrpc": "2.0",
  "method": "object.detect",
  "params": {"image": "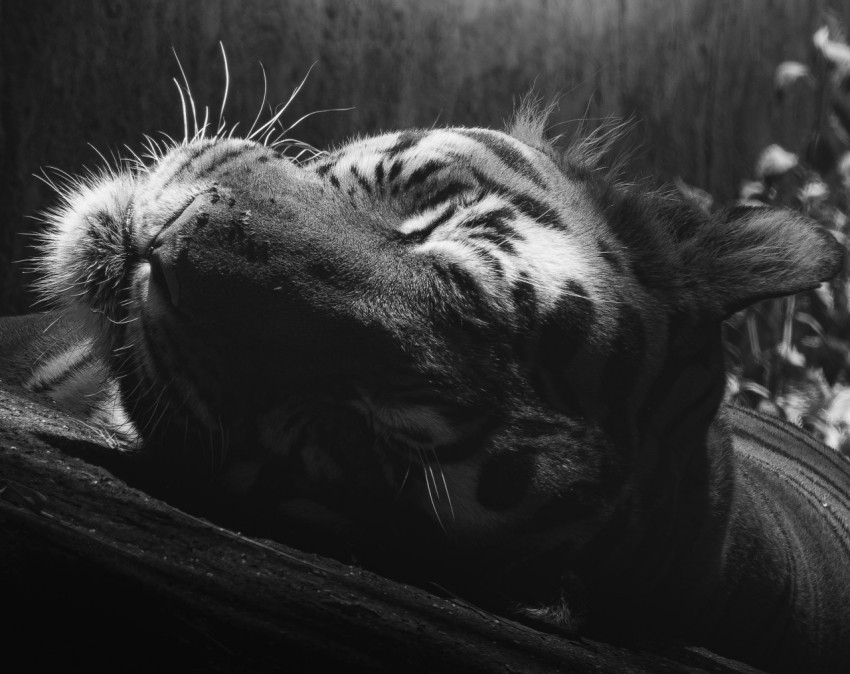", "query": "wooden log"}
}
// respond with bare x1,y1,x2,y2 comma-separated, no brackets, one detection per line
0,379,763,673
